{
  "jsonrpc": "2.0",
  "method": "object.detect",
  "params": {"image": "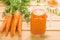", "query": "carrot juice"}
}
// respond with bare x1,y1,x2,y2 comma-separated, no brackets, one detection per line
30,9,47,35
47,0,58,7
